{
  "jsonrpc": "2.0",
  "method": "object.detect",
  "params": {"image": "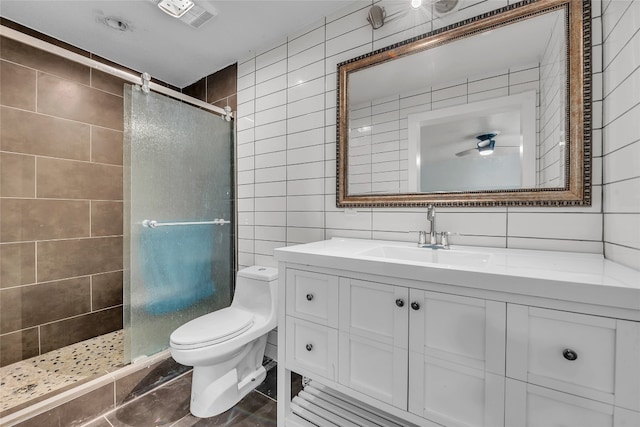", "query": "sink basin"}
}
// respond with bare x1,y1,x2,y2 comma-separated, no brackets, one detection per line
357,245,491,268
